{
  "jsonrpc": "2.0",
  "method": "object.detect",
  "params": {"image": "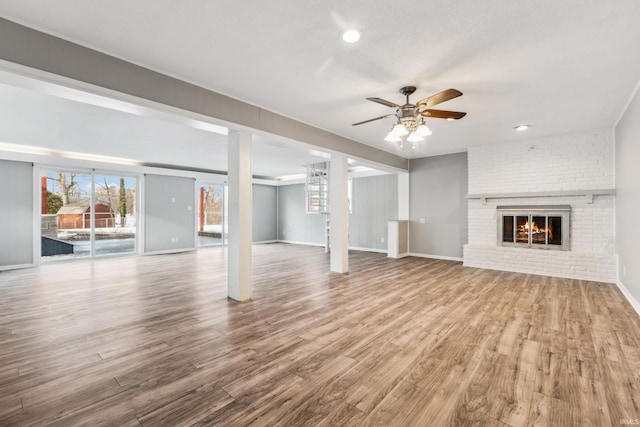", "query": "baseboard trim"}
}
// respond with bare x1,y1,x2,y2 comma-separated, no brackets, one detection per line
388,252,410,259
276,241,387,254
0,262,36,272
616,279,640,318
253,240,279,245
143,247,196,256
349,246,387,254
407,252,463,262
277,240,325,248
